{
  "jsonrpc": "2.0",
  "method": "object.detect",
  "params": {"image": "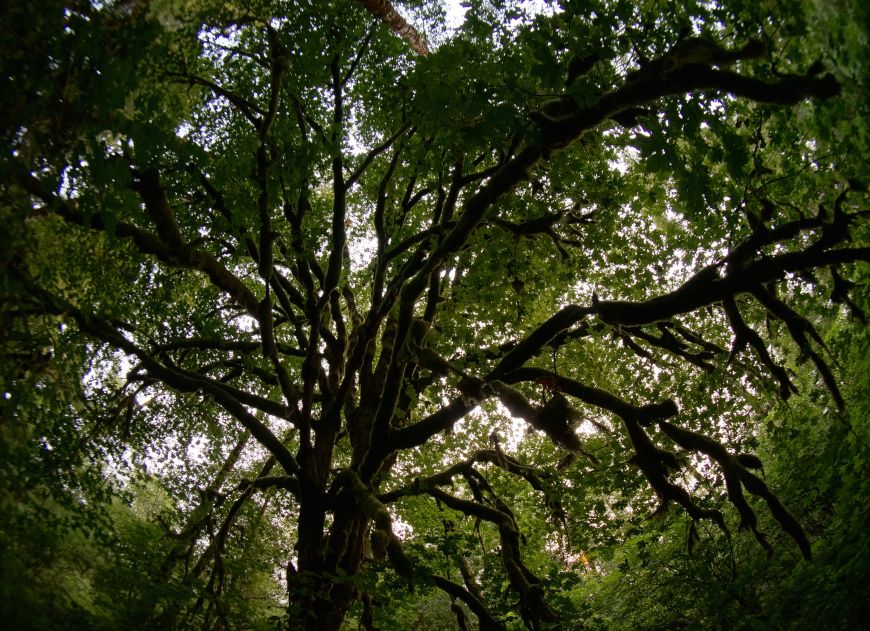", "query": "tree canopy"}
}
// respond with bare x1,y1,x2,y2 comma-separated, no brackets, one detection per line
2,0,869,629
